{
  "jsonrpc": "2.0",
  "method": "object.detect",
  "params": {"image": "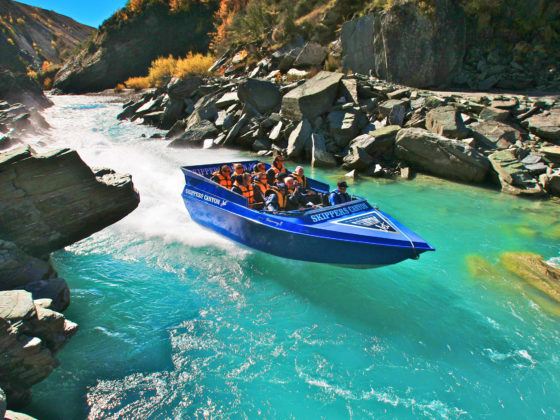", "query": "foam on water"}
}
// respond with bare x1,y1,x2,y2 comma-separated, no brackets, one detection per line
23,95,560,419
